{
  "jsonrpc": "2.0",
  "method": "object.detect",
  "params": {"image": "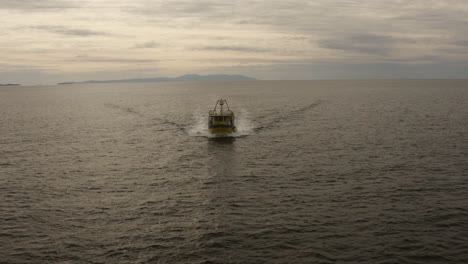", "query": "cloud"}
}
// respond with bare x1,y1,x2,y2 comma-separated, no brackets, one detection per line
451,39,468,48
318,33,412,55
195,45,272,53
0,0,78,11
32,25,109,37
0,63,57,71
162,0,232,15
3,0,468,84
132,41,160,49
188,57,298,65
130,0,233,17
72,55,155,64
